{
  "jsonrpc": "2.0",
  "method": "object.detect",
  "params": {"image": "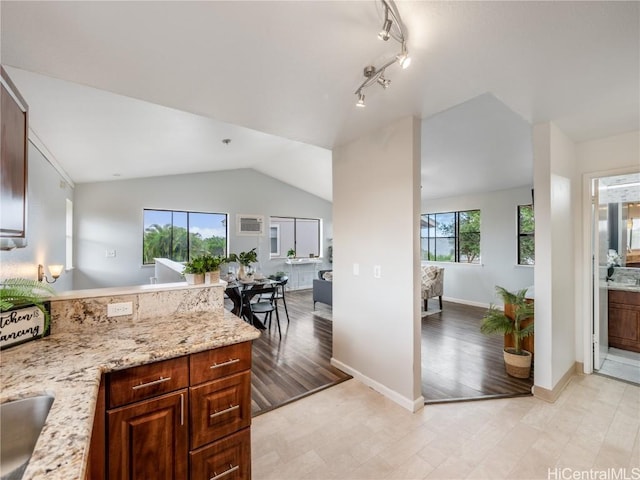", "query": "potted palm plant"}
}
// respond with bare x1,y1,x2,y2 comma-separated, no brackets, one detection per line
183,256,207,284
480,286,534,378
227,248,257,281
